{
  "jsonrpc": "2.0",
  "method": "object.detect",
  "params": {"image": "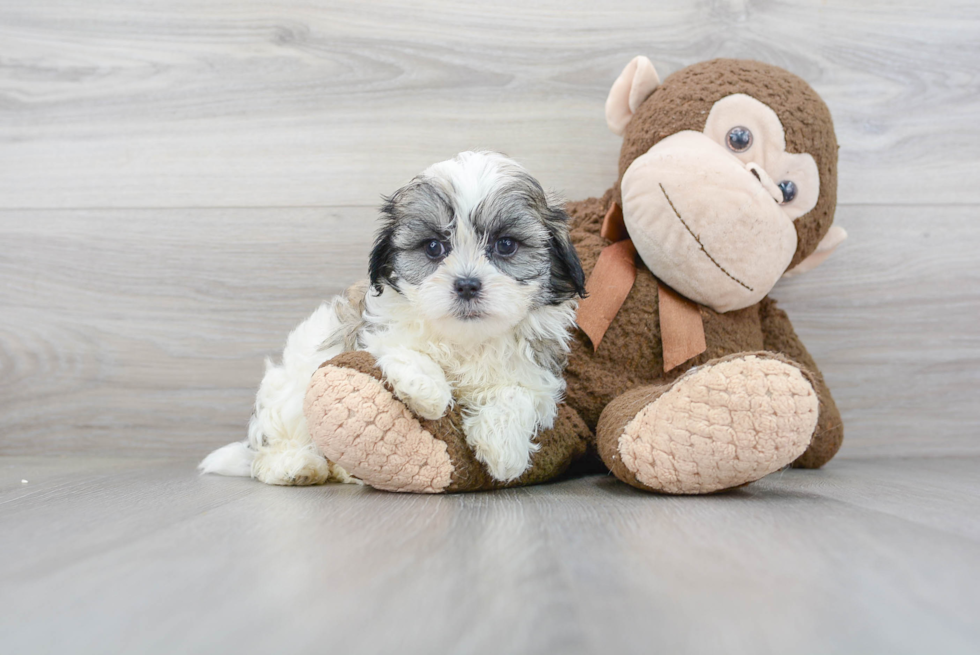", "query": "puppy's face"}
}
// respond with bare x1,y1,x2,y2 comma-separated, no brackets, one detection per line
369,152,585,343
